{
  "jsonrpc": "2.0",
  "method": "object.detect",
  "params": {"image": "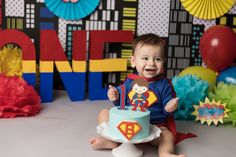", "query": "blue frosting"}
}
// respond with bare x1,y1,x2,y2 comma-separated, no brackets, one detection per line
108,106,150,141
